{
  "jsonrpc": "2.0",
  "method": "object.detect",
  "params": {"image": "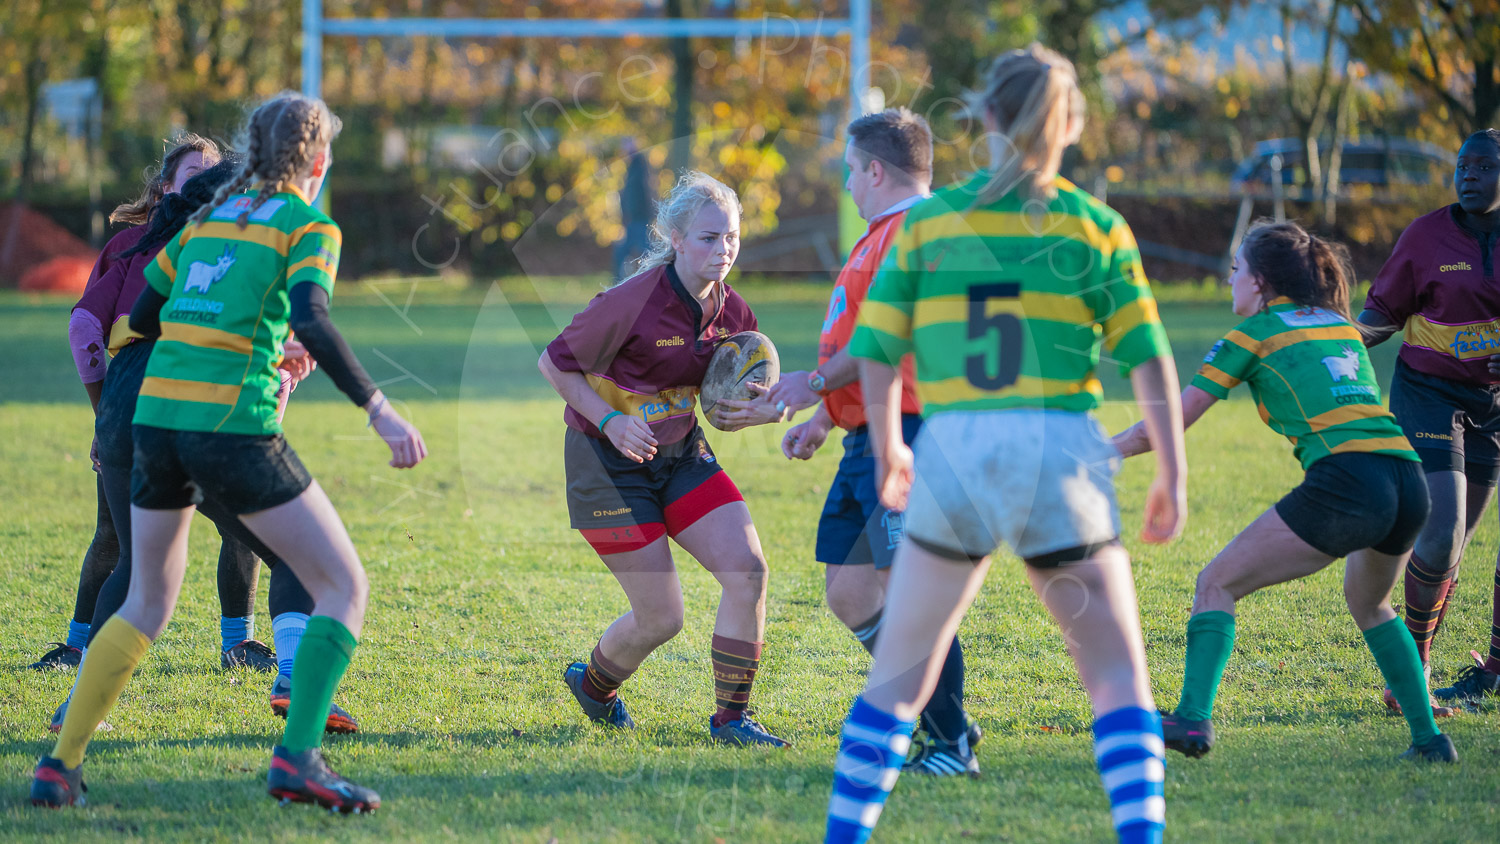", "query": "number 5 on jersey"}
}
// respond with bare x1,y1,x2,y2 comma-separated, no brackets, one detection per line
966,282,1023,390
